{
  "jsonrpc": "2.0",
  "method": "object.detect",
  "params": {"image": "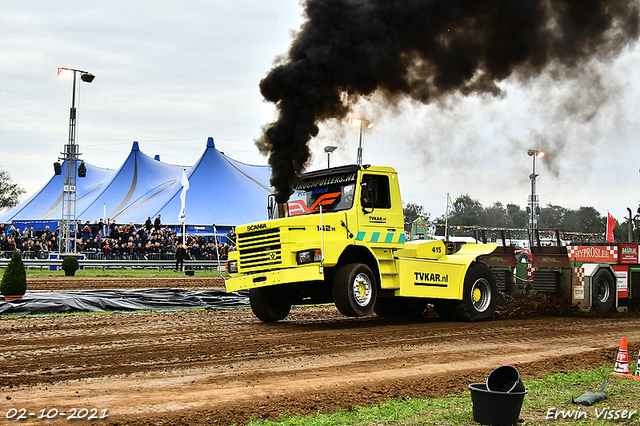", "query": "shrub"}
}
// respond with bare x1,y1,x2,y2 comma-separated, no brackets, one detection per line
61,256,79,277
1,250,27,296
